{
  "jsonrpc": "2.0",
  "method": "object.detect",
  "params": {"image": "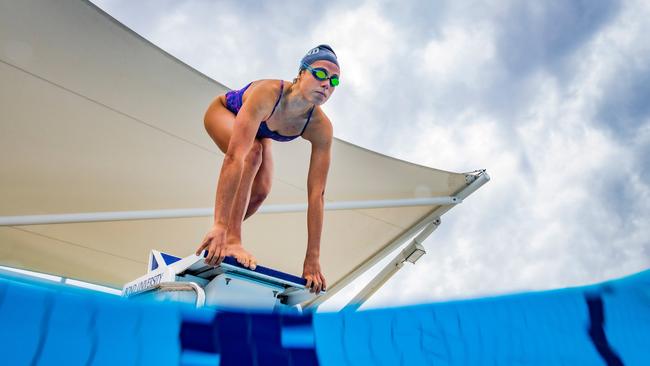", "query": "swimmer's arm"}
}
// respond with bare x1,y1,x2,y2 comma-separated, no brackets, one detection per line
211,82,277,229
304,117,333,261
